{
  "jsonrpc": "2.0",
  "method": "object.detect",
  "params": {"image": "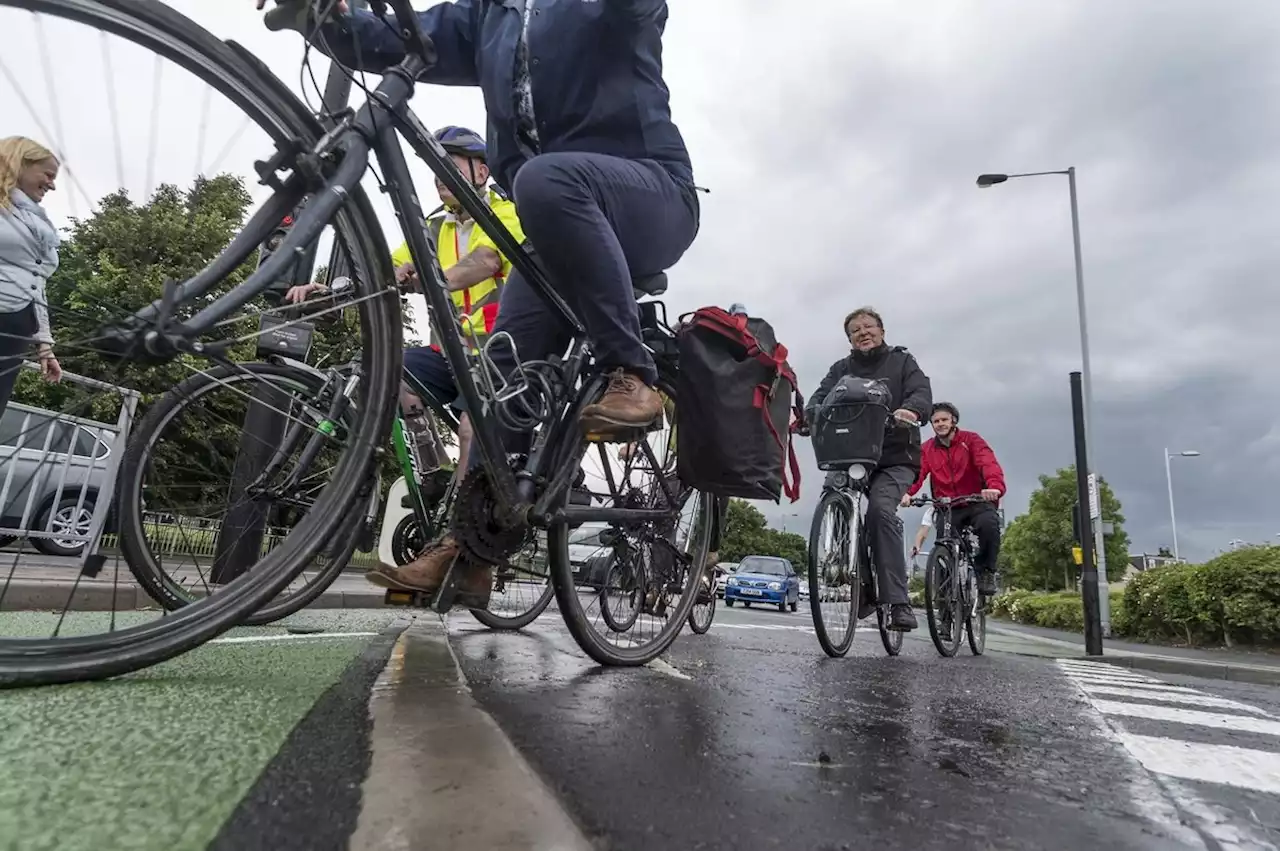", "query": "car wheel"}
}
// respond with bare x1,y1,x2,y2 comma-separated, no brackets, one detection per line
743,602,750,608
777,601,786,612
725,599,734,607
32,495,96,558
